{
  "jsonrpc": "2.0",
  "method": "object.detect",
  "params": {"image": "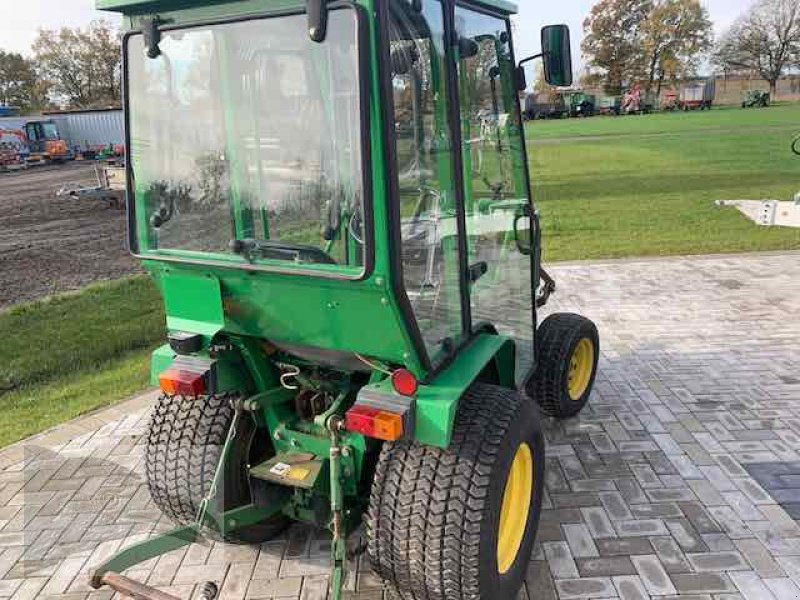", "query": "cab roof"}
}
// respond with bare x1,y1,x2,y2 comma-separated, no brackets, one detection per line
96,0,518,15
